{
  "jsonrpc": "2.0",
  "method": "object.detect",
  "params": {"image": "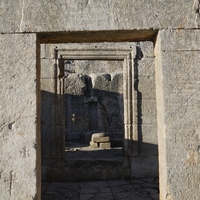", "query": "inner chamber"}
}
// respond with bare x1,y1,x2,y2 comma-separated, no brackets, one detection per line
64,59,124,156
